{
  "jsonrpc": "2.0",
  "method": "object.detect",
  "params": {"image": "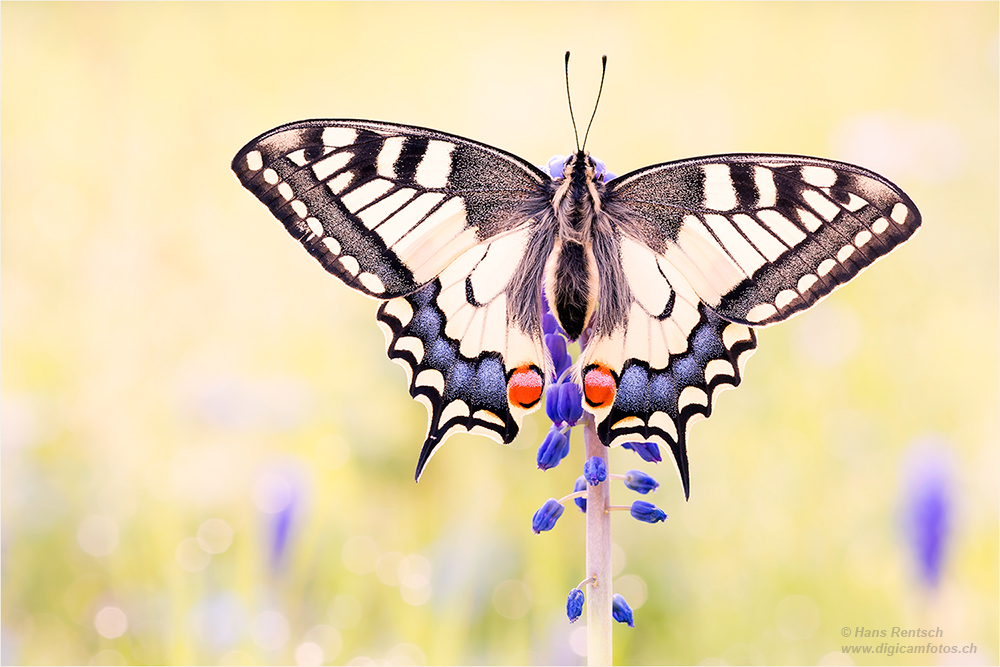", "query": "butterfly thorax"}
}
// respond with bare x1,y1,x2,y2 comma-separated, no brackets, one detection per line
545,151,603,341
